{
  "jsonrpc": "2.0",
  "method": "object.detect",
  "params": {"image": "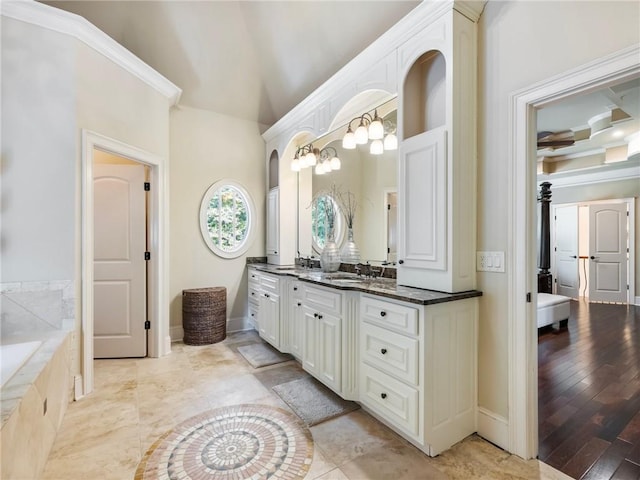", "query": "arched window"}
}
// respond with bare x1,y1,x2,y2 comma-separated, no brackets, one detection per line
200,180,256,258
